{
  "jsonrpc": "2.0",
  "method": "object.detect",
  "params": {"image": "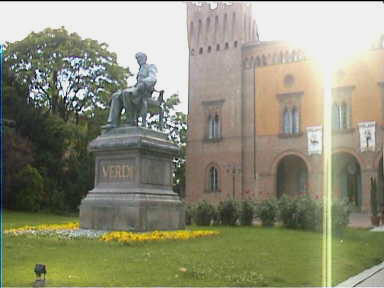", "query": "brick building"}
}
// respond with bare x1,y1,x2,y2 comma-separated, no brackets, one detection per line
185,2,384,212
